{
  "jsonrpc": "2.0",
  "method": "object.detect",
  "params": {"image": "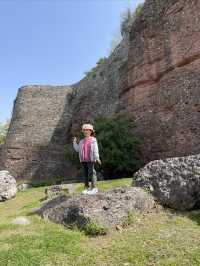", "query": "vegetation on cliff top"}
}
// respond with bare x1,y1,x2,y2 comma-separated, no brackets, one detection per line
84,2,144,76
